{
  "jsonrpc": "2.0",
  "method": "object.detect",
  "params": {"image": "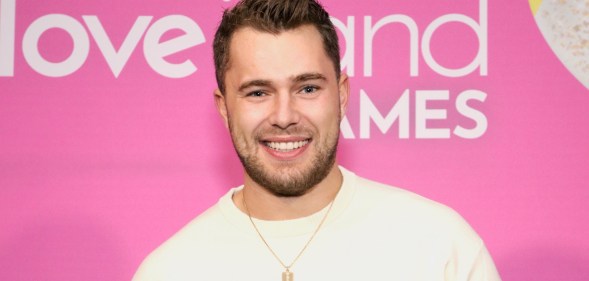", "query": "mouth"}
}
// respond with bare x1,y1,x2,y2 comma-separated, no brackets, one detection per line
259,136,312,160
263,139,310,152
